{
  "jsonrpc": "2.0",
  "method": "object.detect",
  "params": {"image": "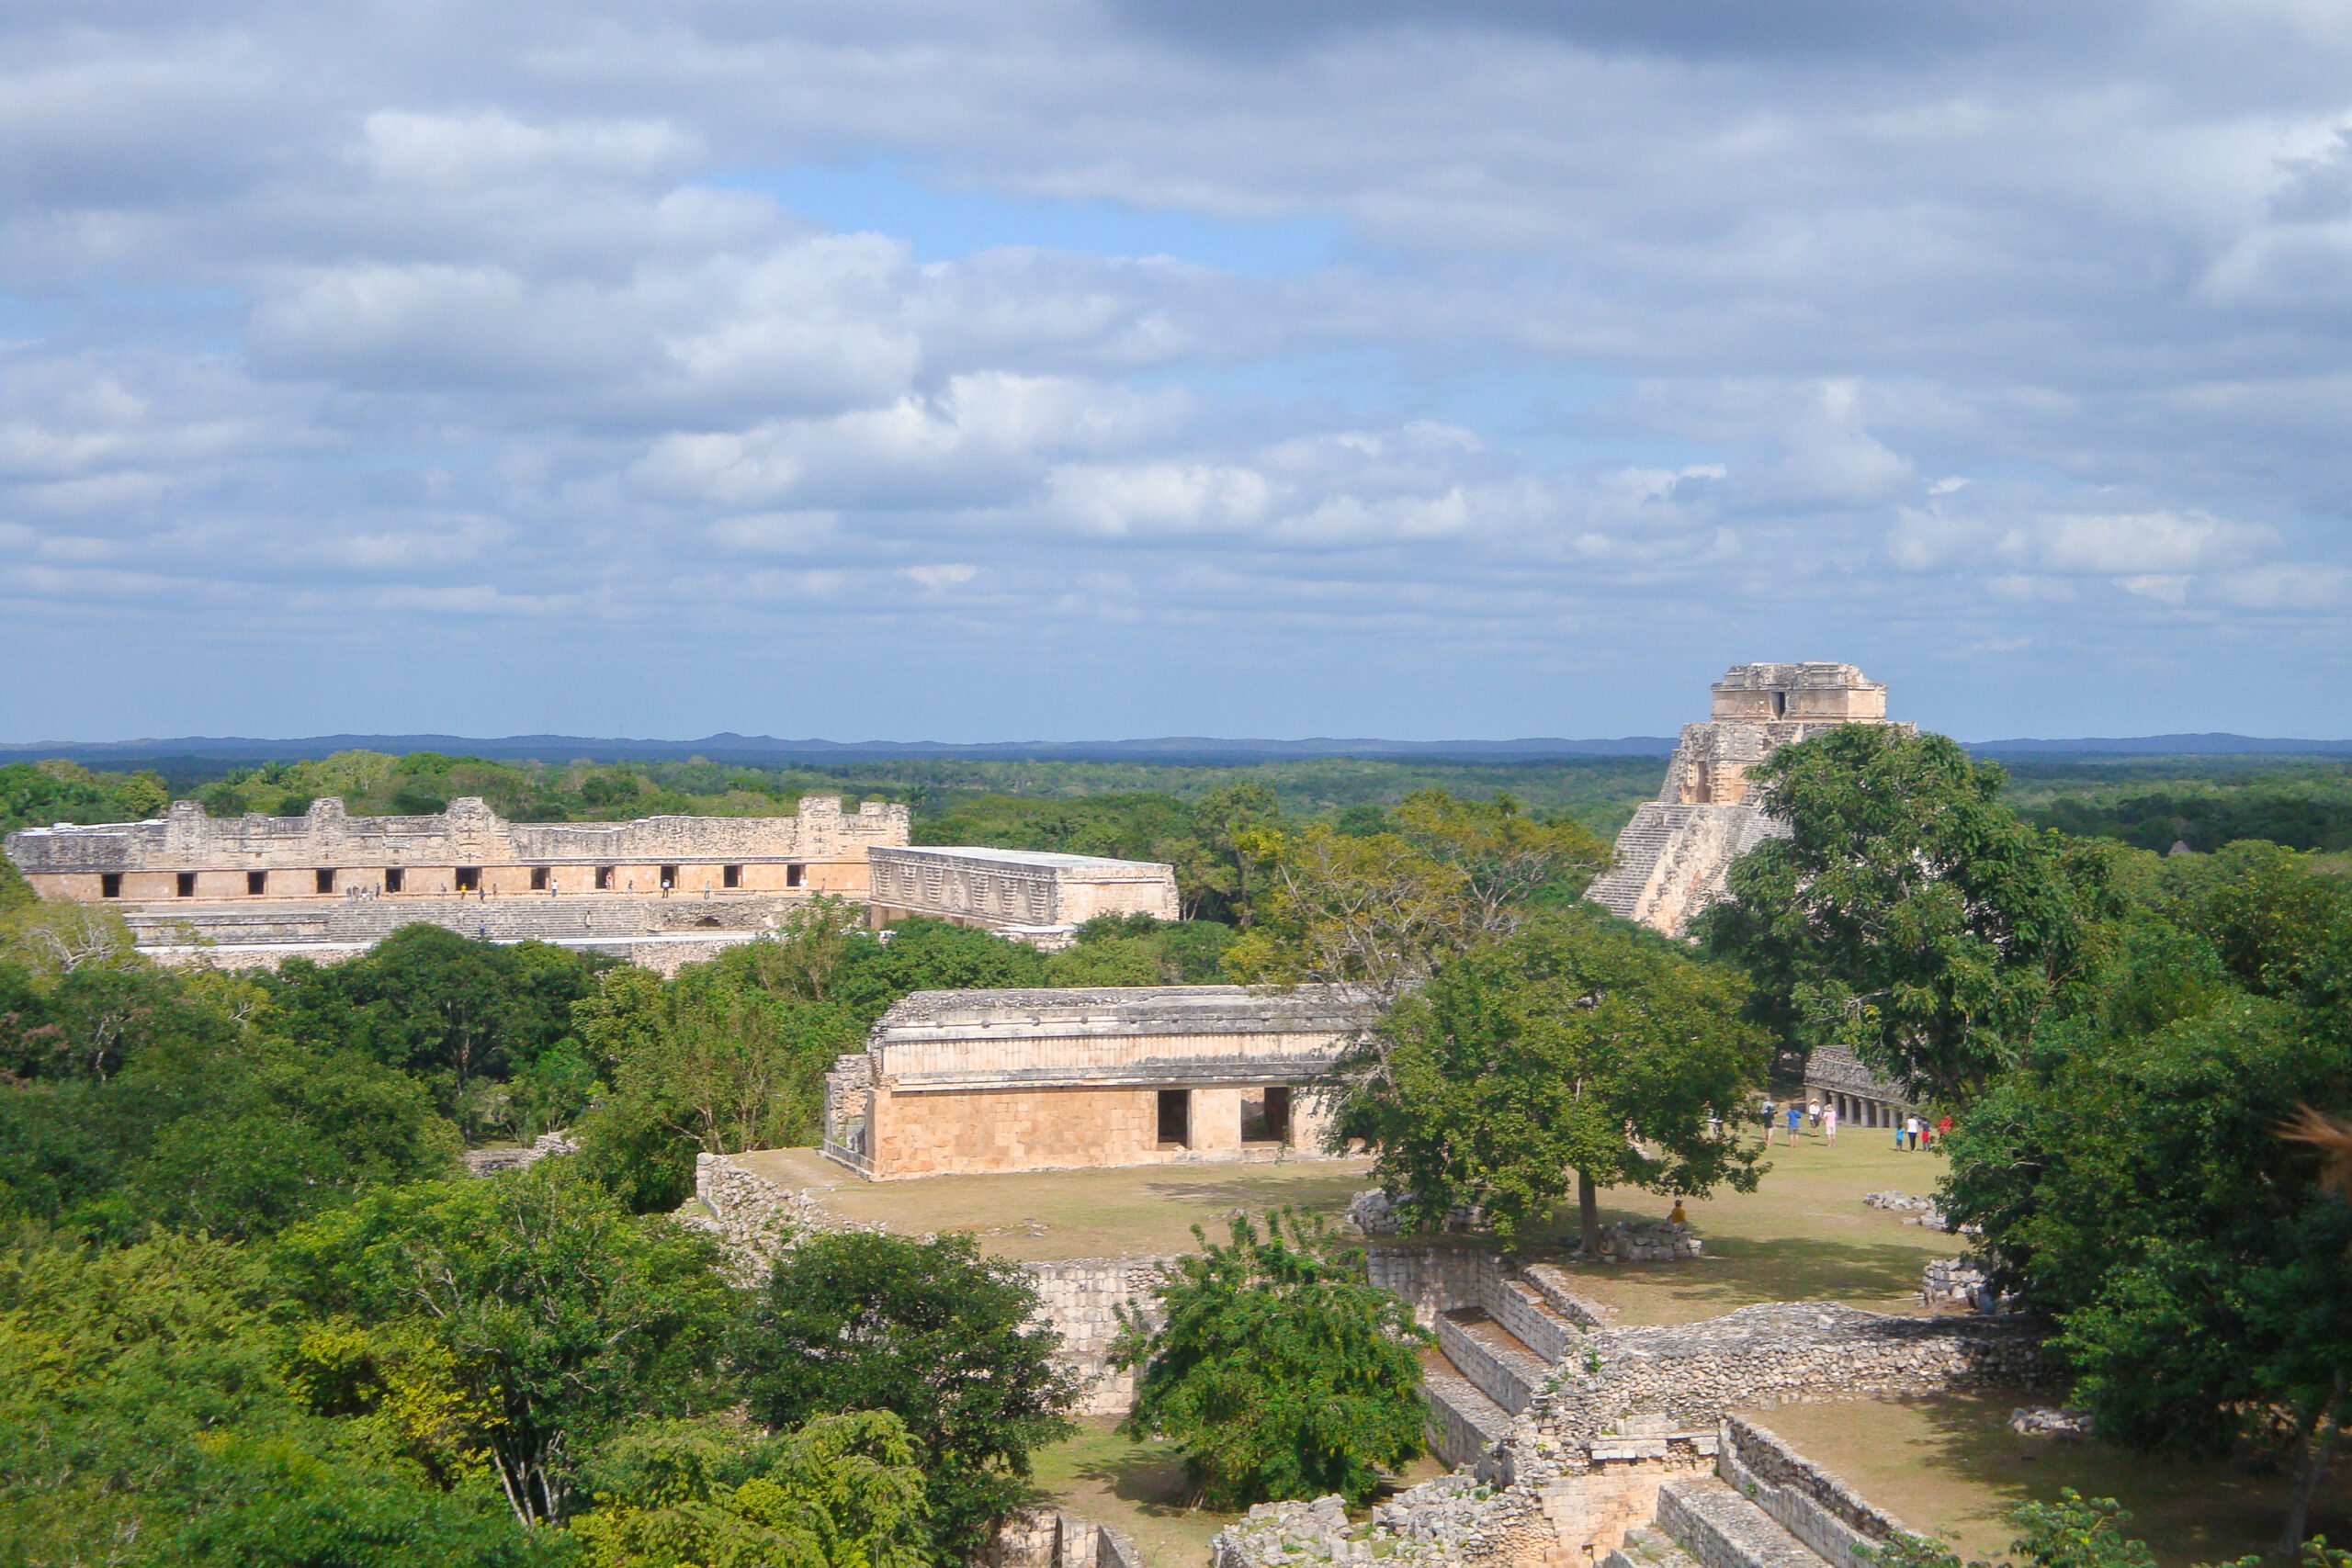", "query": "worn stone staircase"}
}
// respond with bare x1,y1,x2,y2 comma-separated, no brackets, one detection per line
1603,1416,1905,1568
1417,1262,1599,1469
